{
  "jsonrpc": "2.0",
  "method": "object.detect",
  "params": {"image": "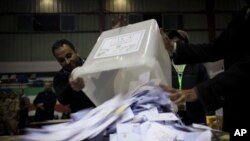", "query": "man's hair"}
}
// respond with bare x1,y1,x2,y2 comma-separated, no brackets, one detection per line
52,39,76,56
168,30,189,43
